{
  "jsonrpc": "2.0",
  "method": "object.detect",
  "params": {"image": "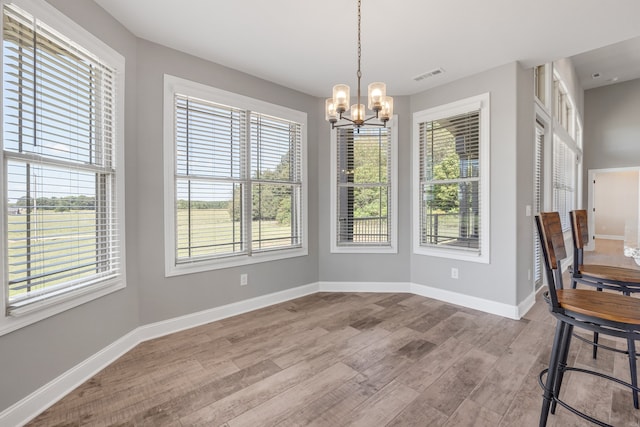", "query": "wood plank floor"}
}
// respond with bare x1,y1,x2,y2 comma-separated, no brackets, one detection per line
28,240,640,426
